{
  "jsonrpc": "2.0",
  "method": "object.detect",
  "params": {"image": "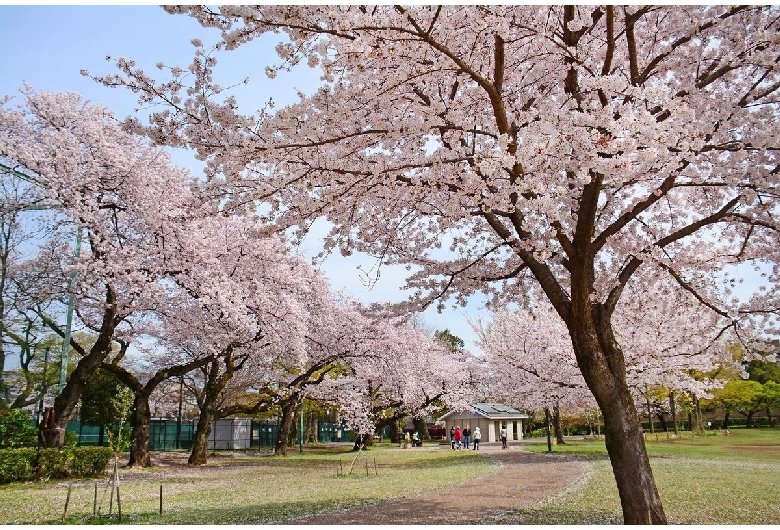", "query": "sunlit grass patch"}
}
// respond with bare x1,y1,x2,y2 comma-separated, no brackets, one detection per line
505,428,780,525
